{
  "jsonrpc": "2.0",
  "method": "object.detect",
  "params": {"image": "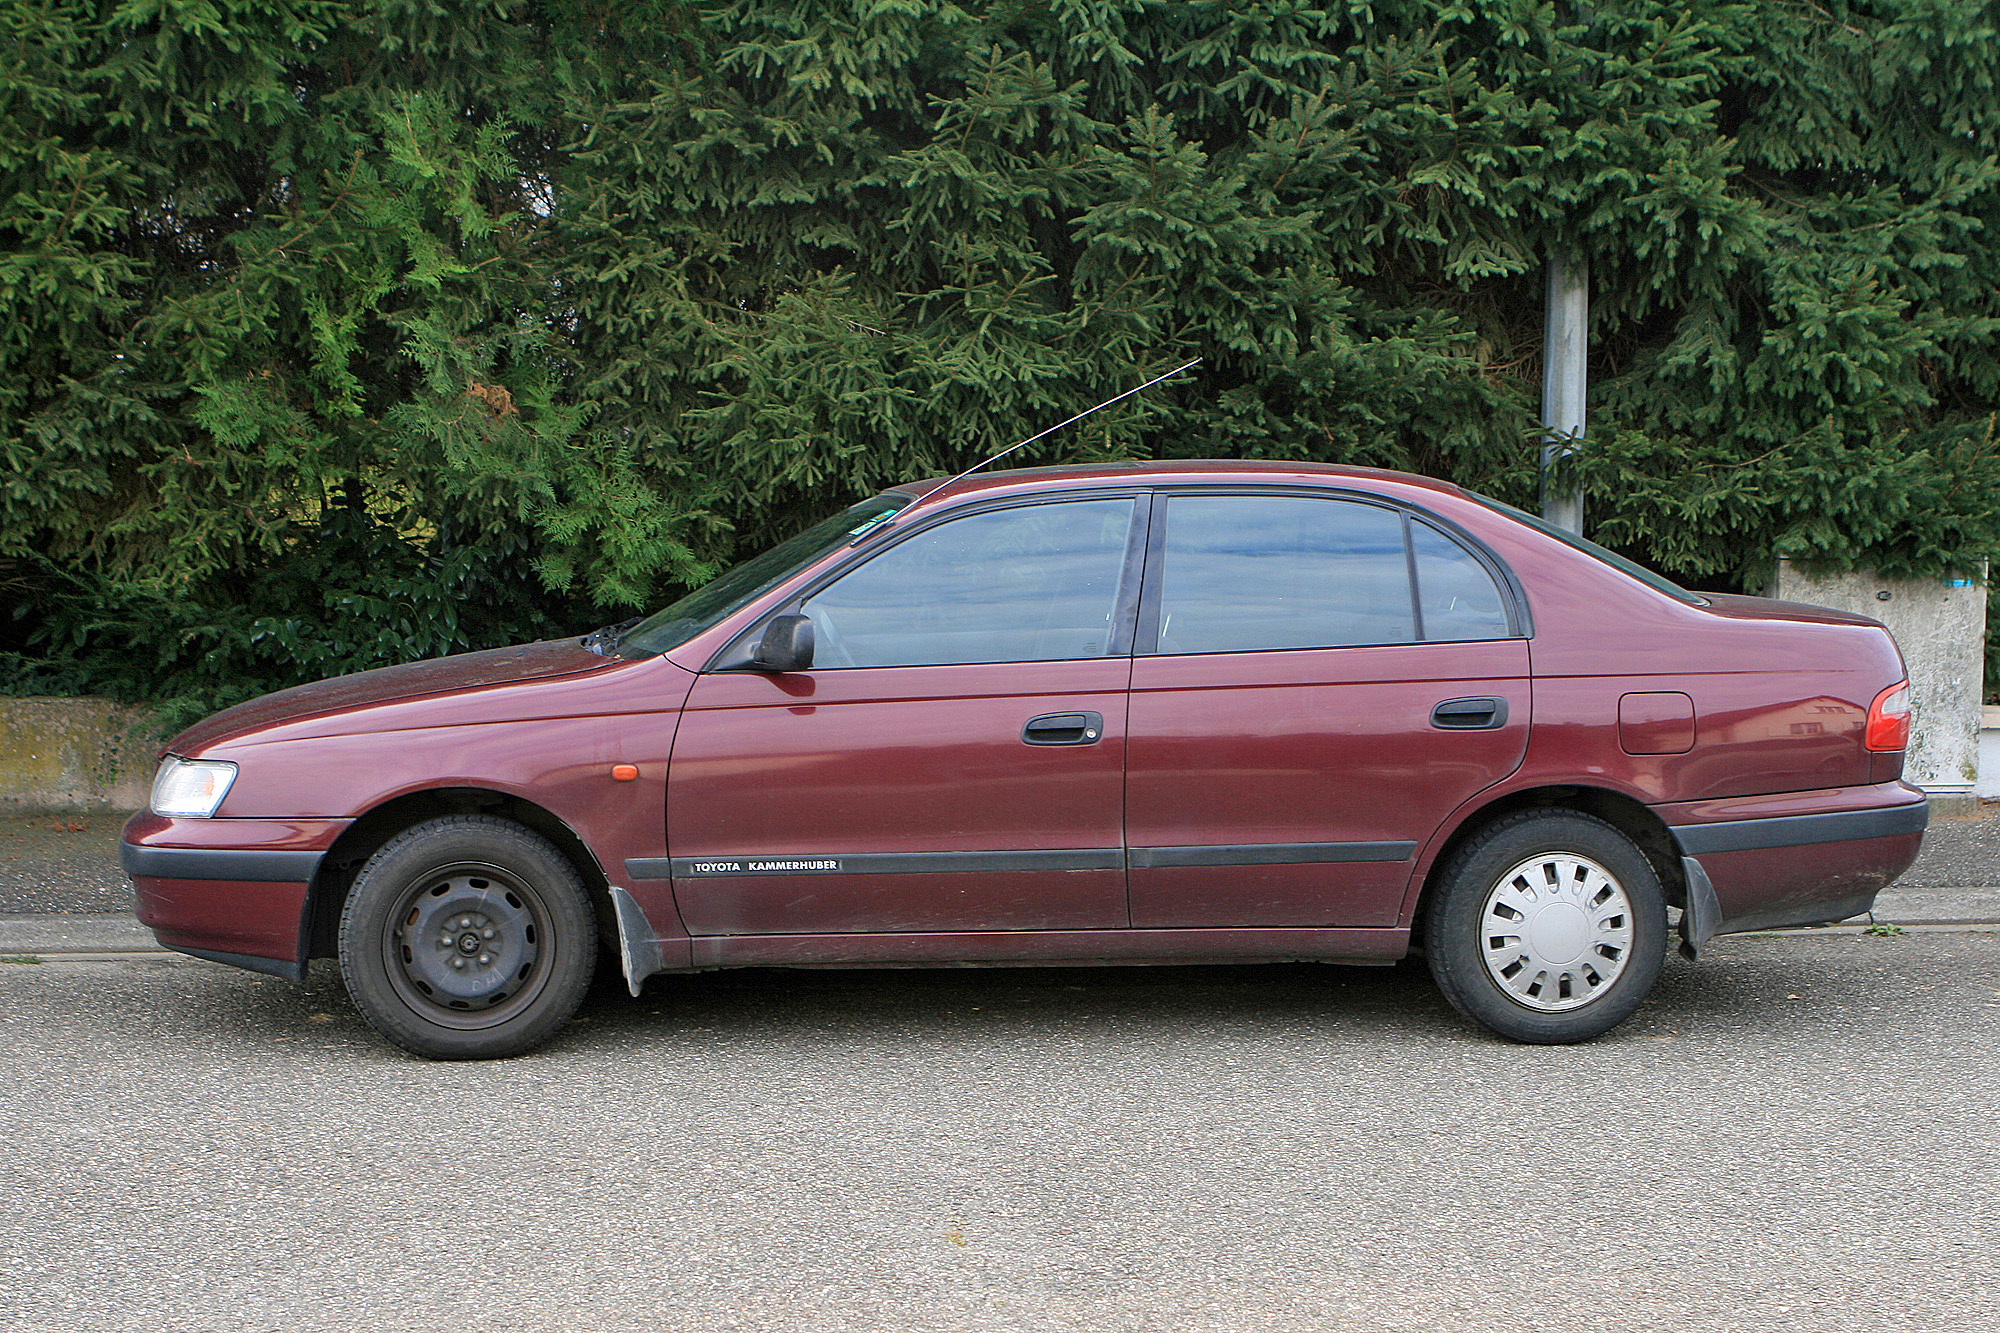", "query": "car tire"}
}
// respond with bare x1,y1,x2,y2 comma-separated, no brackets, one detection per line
338,815,596,1060
1424,810,1667,1044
